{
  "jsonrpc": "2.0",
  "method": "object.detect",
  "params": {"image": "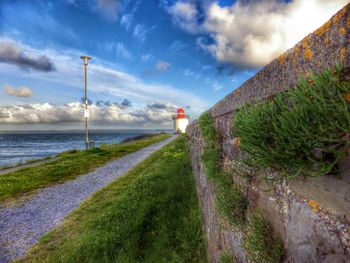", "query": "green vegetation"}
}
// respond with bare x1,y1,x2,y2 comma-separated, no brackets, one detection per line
199,112,247,226
215,175,248,226
0,155,56,171
198,111,221,180
17,136,206,263
244,211,284,263
0,134,170,201
234,66,350,179
199,112,284,261
219,251,235,263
